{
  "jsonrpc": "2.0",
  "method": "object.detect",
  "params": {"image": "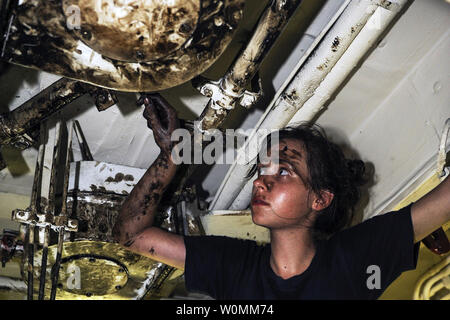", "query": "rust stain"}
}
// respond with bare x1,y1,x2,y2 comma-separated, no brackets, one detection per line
331,36,340,52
